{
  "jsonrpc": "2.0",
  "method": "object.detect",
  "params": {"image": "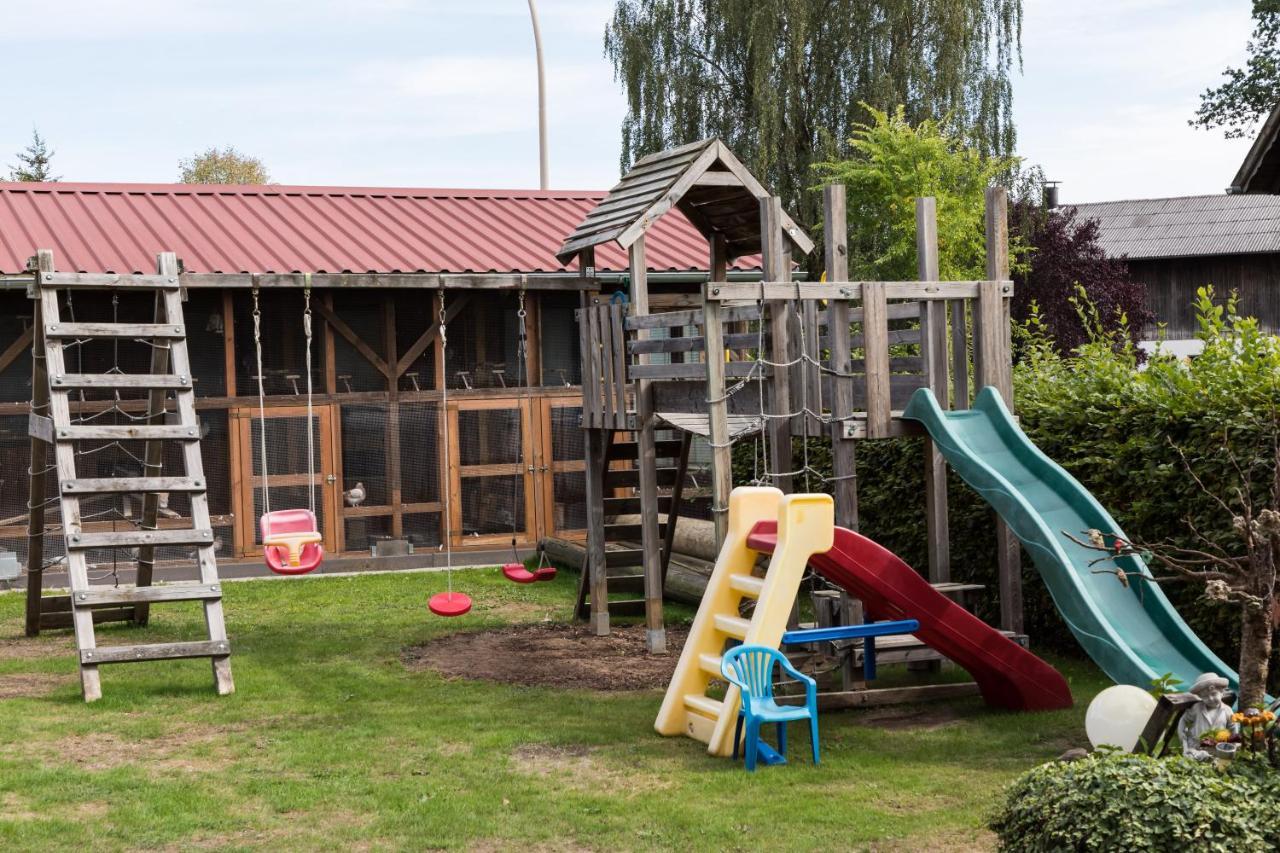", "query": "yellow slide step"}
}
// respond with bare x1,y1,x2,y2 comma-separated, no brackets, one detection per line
713,614,751,639
728,573,765,597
